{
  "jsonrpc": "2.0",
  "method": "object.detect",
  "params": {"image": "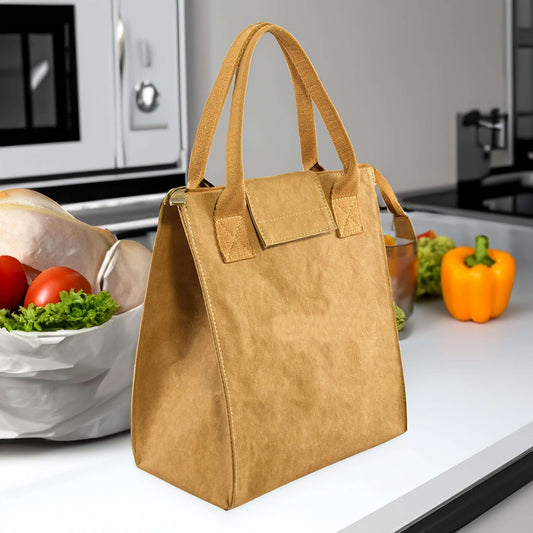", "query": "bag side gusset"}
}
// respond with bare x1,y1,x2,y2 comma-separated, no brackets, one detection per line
131,200,235,509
